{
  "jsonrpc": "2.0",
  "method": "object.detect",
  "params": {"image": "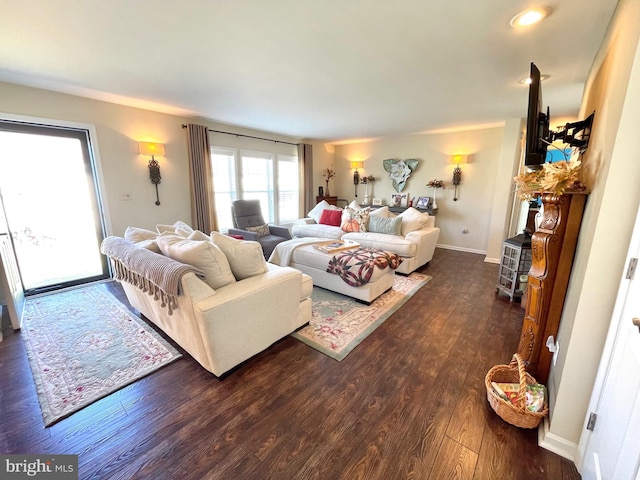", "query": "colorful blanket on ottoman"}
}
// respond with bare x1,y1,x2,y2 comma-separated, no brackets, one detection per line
327,247,402,287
